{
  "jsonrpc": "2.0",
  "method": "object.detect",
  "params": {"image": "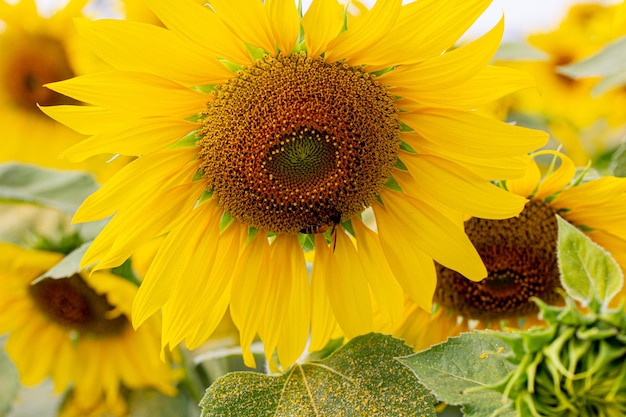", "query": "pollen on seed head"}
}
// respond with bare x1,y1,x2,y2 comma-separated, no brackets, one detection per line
435,200,562,321
197,53,400,234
